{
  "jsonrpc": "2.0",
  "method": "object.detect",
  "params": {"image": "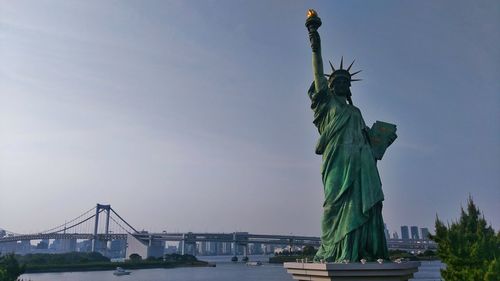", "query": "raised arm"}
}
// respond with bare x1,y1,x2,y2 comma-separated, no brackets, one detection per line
306,9,328,93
